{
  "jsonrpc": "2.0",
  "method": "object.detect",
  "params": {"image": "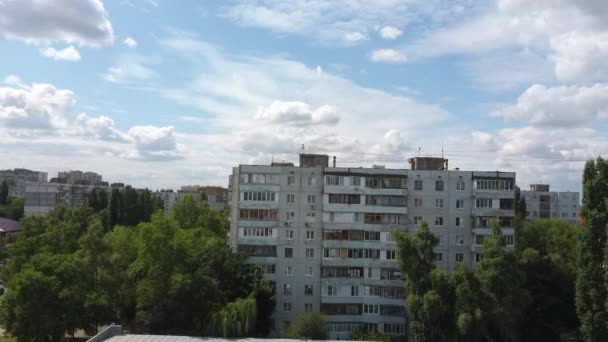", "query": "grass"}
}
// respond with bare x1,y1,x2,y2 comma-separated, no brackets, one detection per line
0,336,15,342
